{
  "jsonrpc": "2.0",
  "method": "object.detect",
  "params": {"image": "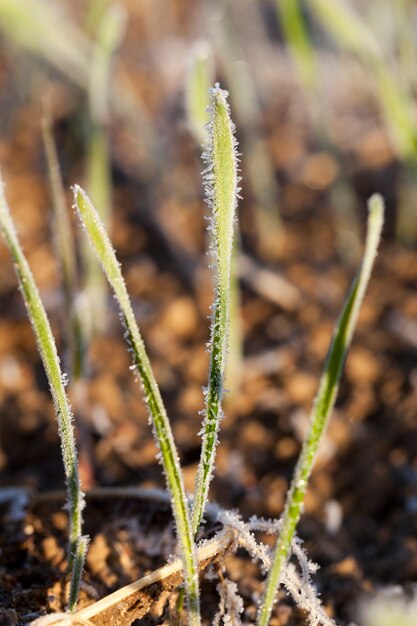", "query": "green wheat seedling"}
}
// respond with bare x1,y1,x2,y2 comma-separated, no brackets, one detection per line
185,56,243,401
191,84,240,535
308,0,417,163
0,177,88,612
73,84,239,623
72,185,200,624
0,0,158,173
276,0,317,92
308,0,417,244
1,76,385,623
42,114,85,380
257,194,384,625
83,3,126,337
206,0,283,256
186,40,214,144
